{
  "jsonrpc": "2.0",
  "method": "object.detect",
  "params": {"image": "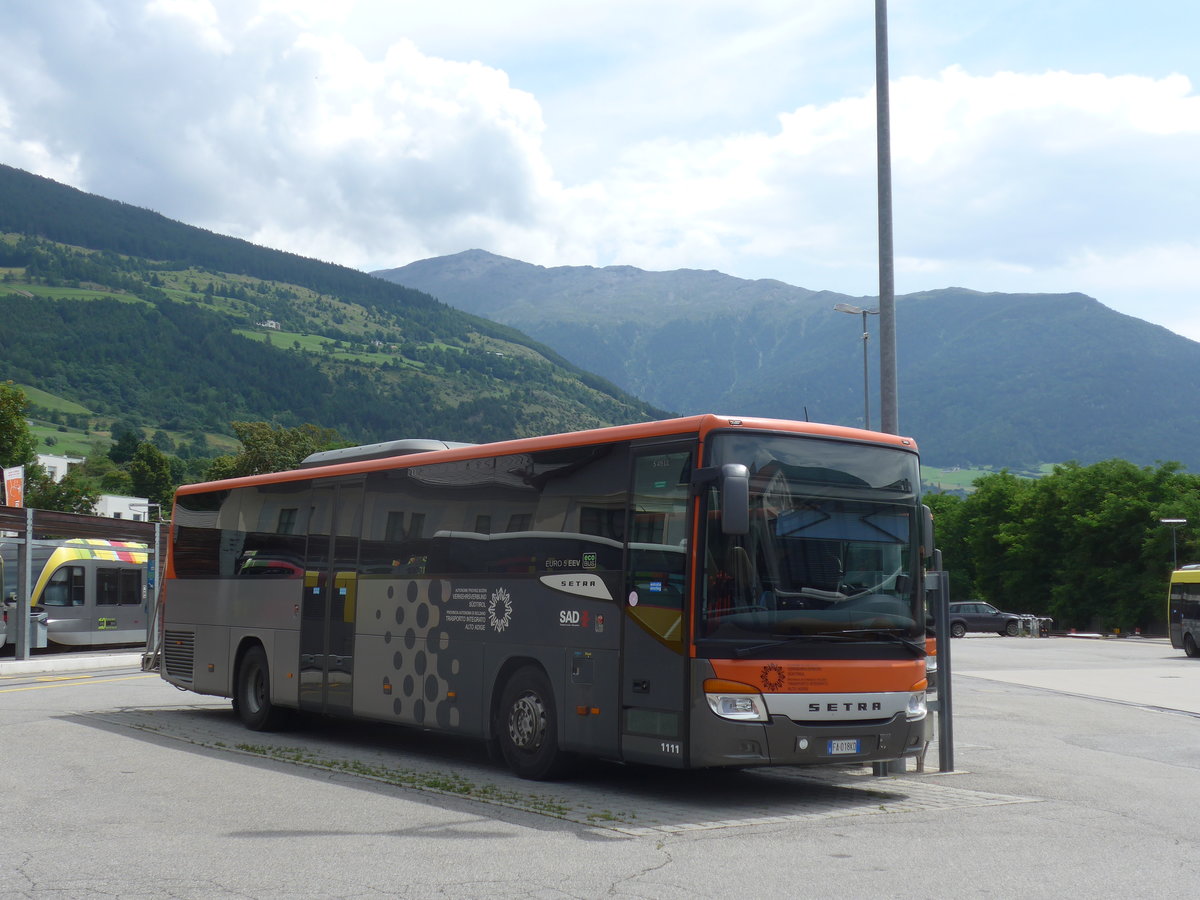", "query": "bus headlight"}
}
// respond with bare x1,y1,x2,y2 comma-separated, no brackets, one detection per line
906,690,927,721
703,679,769,722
